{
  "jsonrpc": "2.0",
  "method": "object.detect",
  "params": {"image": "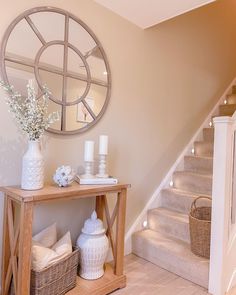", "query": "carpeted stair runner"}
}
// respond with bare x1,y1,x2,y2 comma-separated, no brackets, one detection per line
132,86,236,289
